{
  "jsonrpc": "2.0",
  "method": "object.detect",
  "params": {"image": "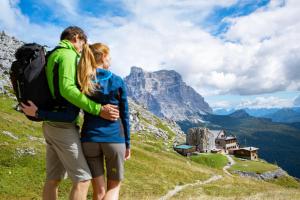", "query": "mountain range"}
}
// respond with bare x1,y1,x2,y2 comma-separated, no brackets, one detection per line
214,107,300,123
